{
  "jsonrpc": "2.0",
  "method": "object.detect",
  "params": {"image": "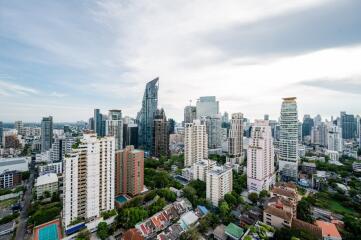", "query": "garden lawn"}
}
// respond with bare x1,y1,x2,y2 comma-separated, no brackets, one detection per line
0,198,17,208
